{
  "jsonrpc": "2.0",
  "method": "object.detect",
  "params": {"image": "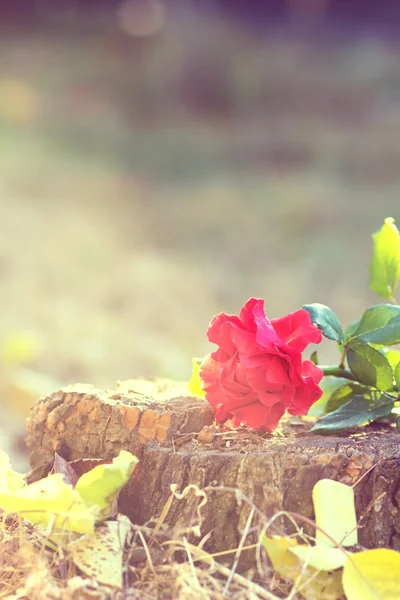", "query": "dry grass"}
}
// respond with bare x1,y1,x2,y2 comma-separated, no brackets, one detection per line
0,486,310,600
